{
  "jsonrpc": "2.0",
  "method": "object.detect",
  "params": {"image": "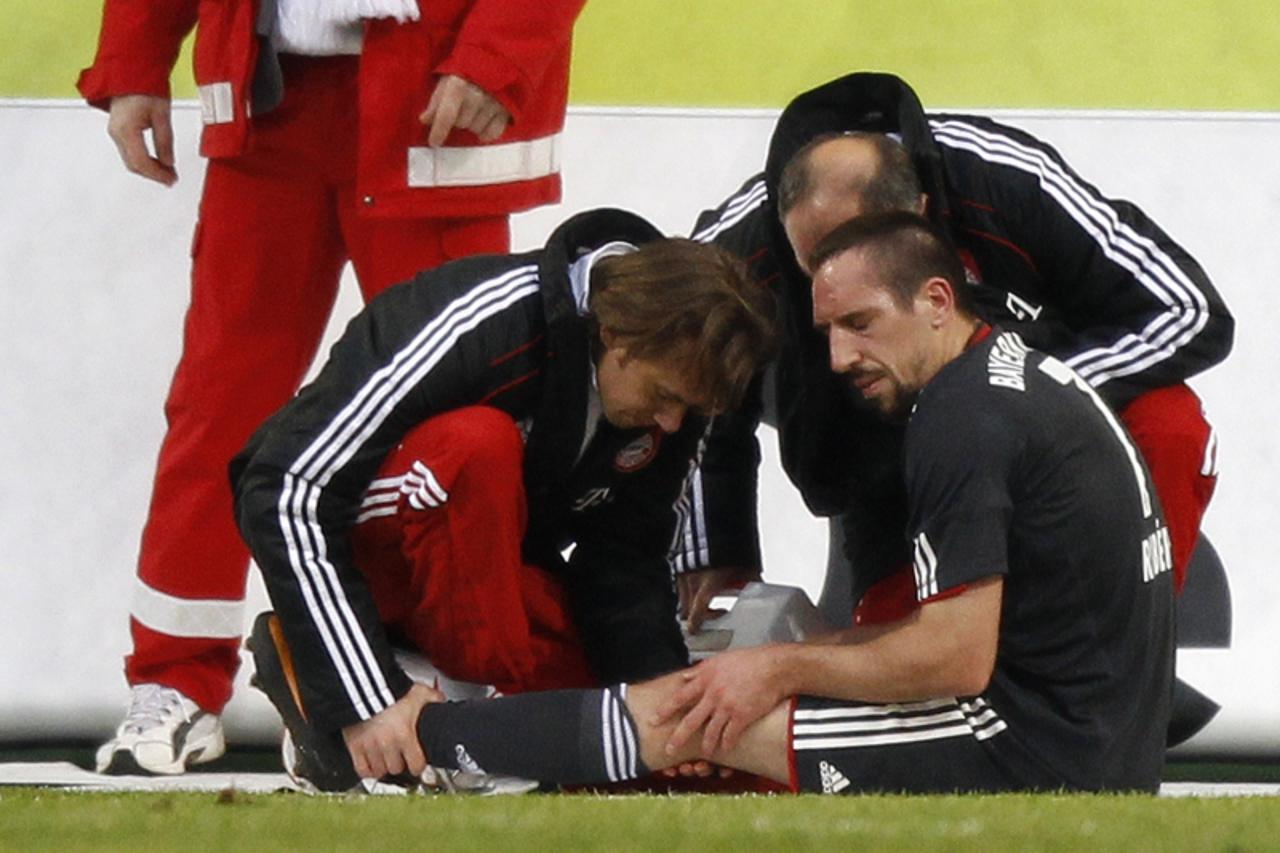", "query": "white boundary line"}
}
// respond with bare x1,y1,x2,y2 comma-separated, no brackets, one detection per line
0,761,1277,796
